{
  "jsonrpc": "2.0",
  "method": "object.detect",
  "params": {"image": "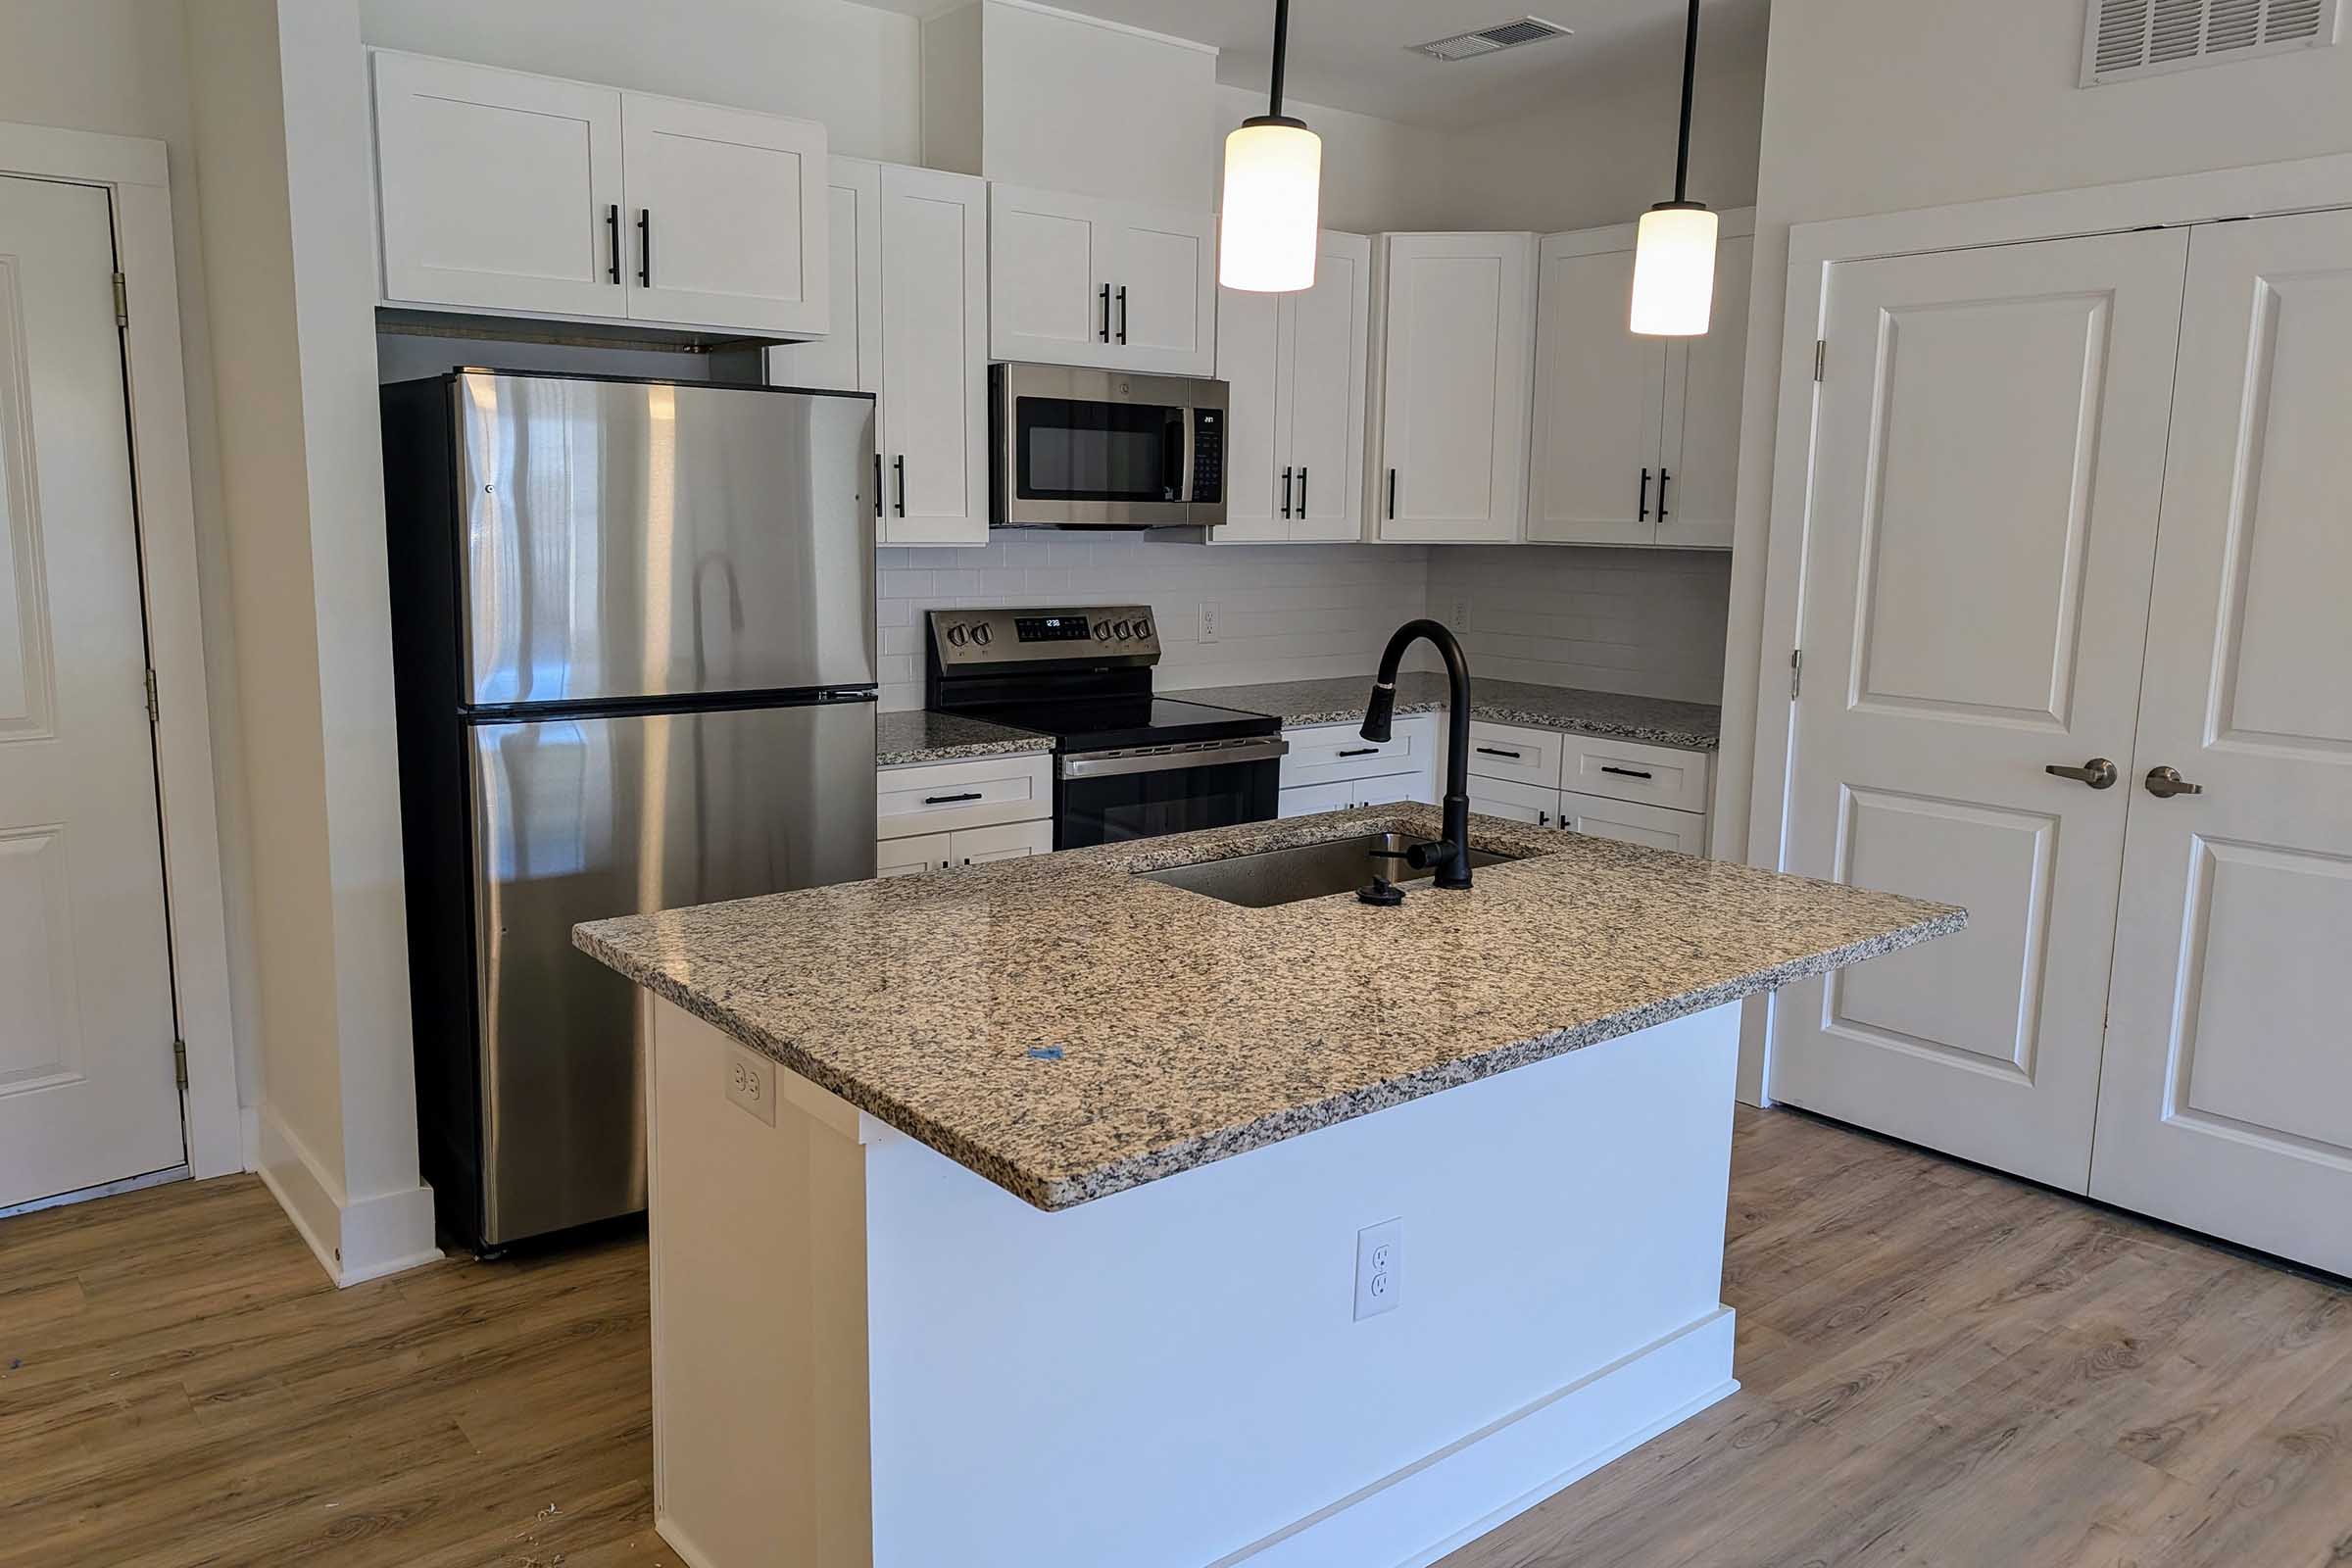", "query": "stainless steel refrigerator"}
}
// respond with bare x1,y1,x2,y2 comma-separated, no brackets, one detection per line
382,369,878,1252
